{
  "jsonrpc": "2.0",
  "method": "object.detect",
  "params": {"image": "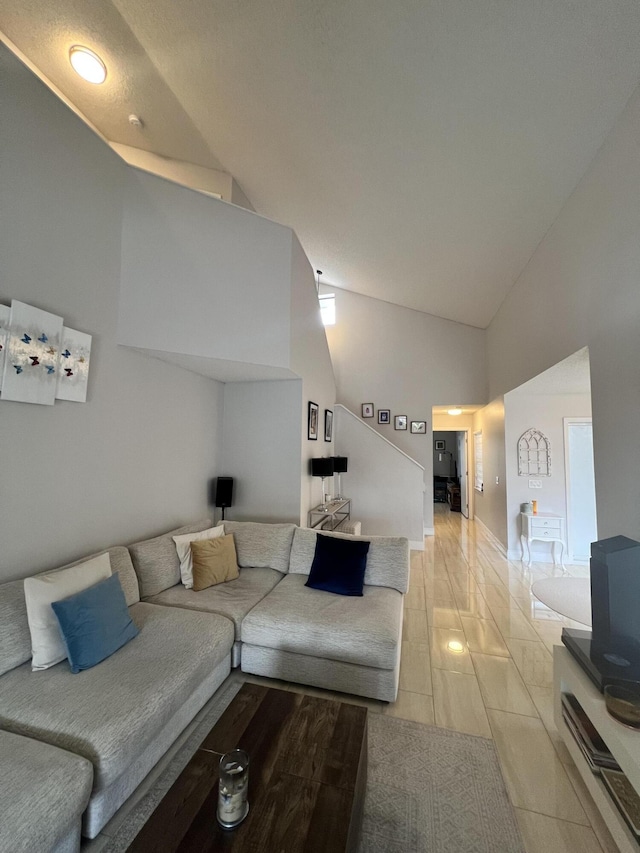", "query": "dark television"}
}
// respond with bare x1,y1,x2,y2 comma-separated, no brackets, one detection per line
563,535,640,691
